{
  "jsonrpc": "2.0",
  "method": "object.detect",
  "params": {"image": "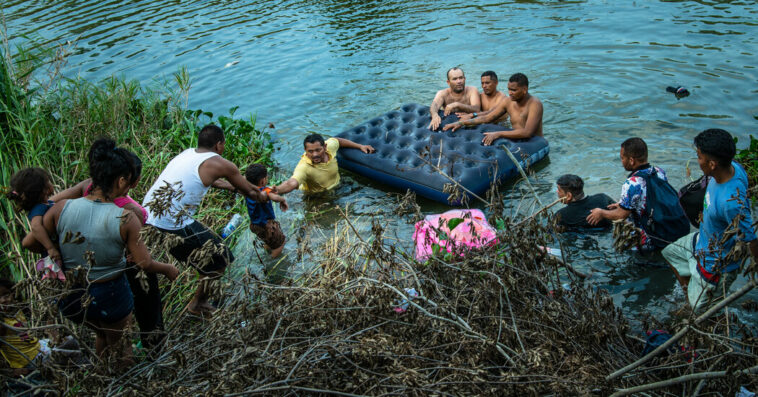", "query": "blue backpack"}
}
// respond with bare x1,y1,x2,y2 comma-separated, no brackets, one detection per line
632,167,691,249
